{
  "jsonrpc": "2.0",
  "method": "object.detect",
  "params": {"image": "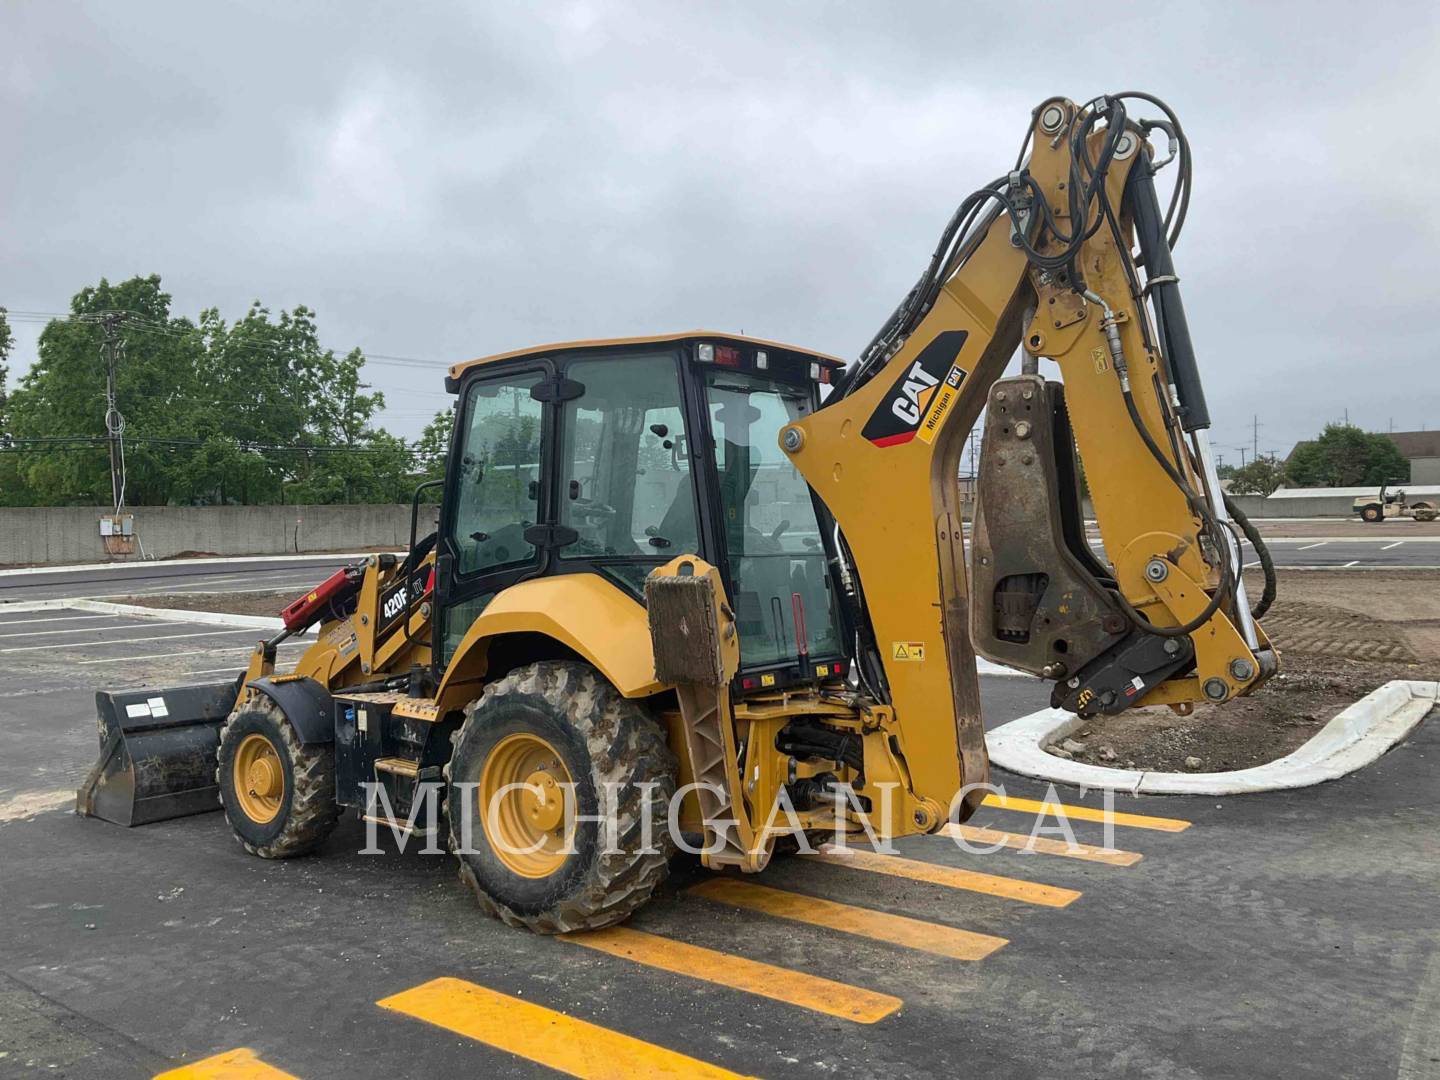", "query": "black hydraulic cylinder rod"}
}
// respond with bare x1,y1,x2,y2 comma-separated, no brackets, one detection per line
1125,155,1211,432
